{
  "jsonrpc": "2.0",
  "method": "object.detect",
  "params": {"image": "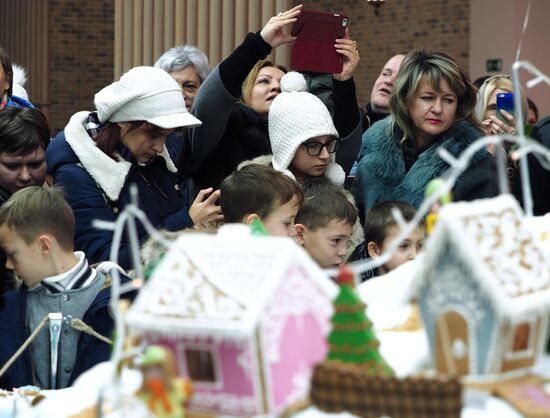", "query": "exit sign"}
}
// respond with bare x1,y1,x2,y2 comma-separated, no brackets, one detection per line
486,58,502,72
